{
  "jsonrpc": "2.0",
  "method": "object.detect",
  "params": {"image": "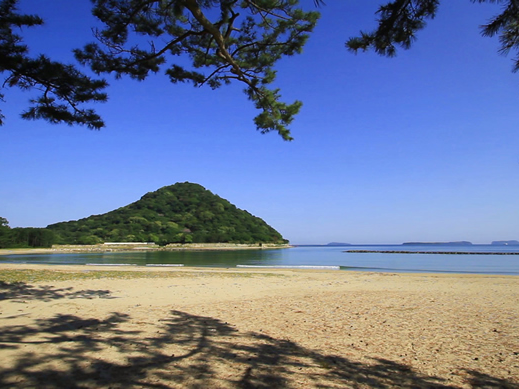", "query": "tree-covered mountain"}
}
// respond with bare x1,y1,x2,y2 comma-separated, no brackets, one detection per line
47,182,287,245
